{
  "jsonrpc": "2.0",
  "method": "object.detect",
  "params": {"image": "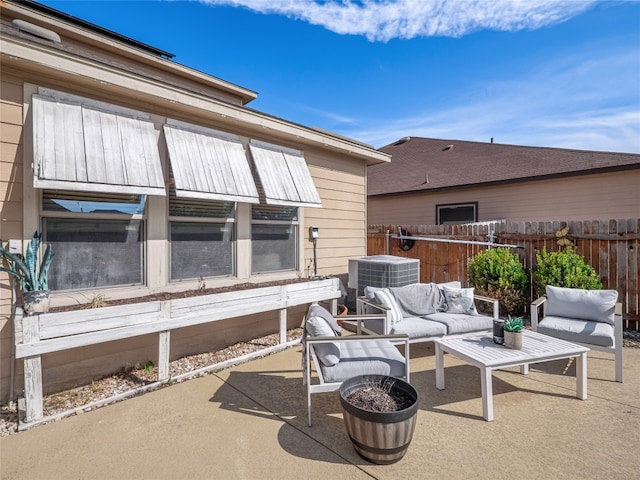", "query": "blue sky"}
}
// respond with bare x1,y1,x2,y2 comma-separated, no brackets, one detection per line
38,0,640,153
